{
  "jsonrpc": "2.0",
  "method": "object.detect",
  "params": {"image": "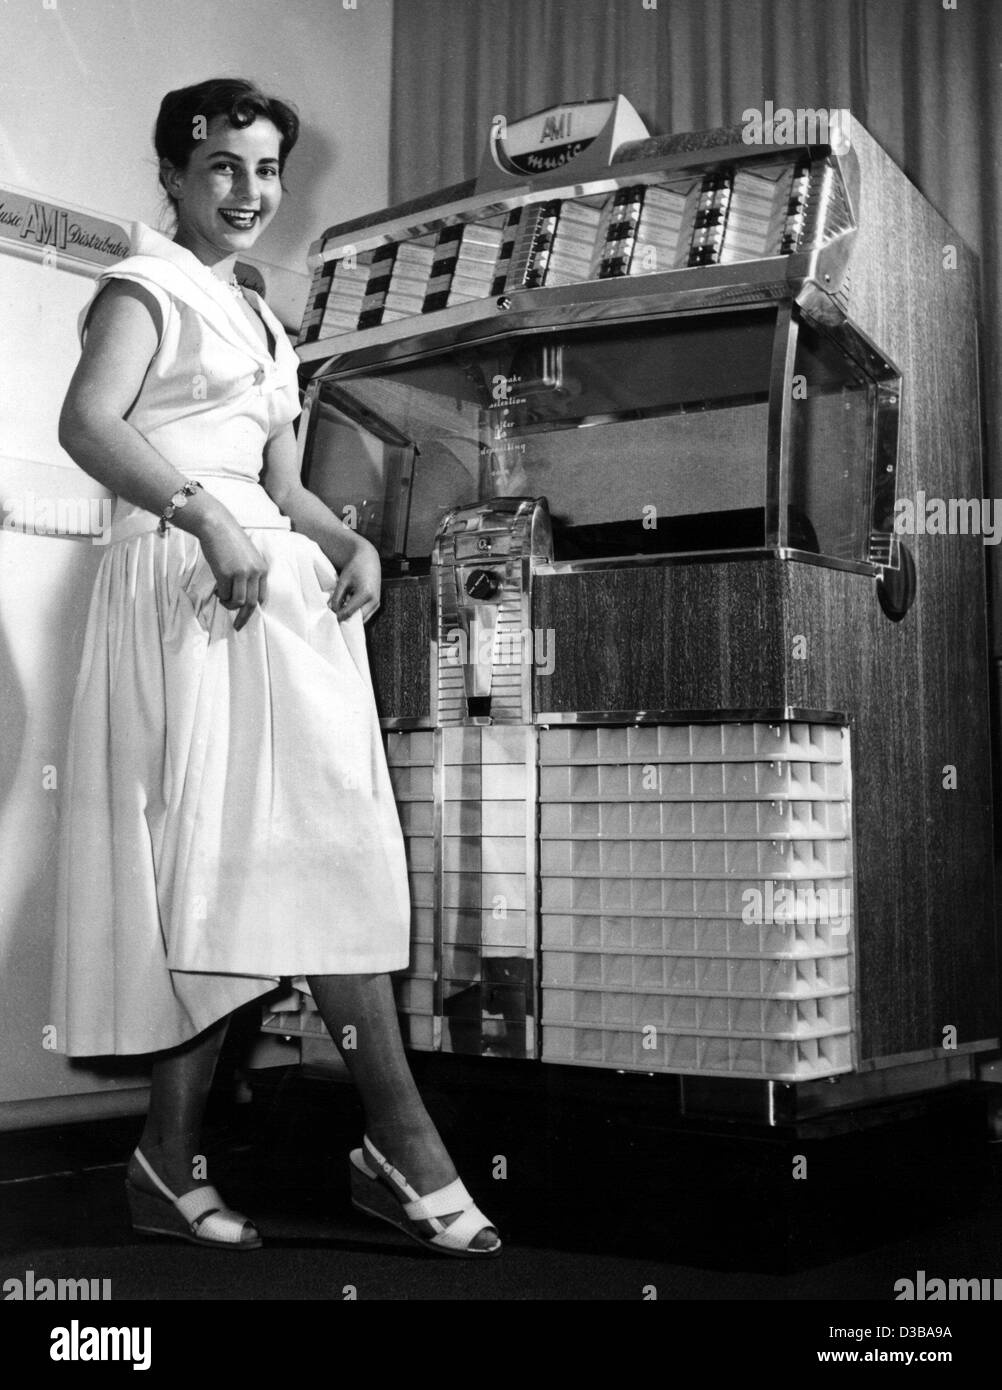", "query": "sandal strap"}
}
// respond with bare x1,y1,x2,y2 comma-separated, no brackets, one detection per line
188,1207,256,1245
362,1136,419,1201
429,1205,497,1252
131,1147,177,1203
167,1184,256,1244
174,1184,226,1224
361,1138,476,1221
403,1177,473,1223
